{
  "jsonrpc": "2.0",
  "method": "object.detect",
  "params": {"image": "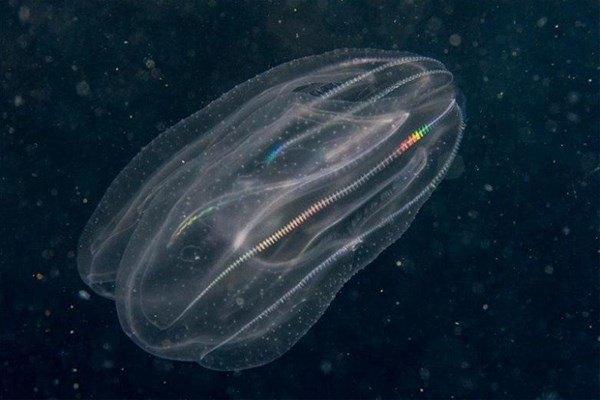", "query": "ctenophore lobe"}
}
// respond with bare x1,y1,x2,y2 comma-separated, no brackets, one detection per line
77,48,465,370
